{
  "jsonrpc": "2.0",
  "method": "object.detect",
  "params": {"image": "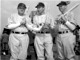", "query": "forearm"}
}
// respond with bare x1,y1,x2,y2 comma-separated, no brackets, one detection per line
26,24,42,31
8,23,20,29
65,21,76,30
